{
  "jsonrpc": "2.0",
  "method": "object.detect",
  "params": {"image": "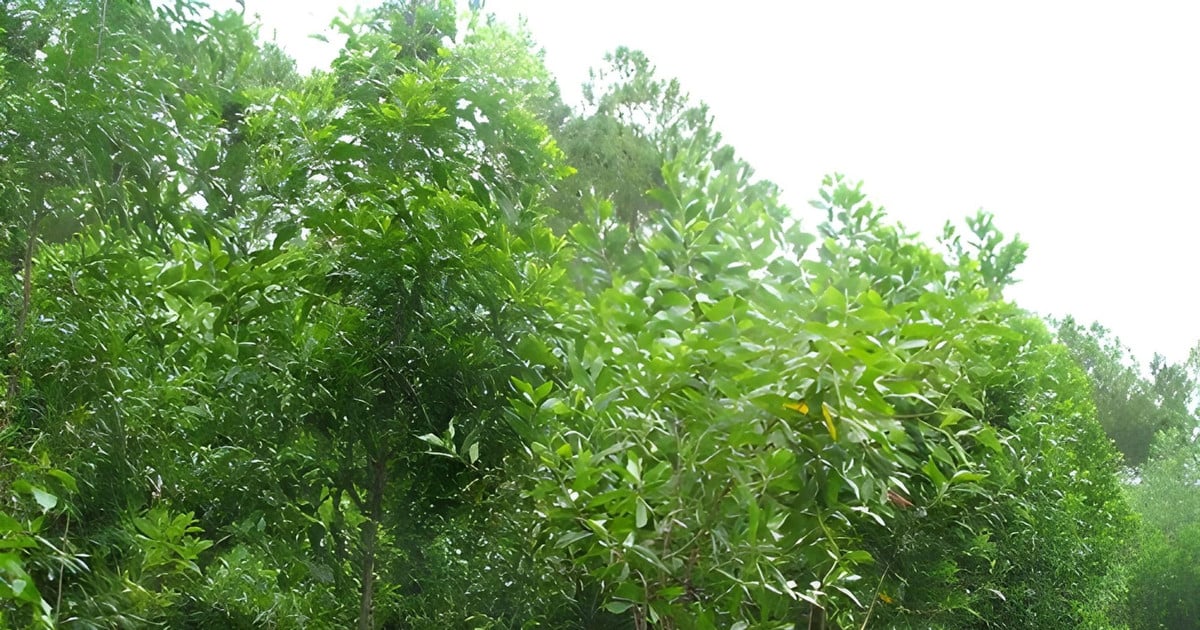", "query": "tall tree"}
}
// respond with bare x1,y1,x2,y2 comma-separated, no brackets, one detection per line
1056,317,1196,465
524,128,1132,628
547,47,719,234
